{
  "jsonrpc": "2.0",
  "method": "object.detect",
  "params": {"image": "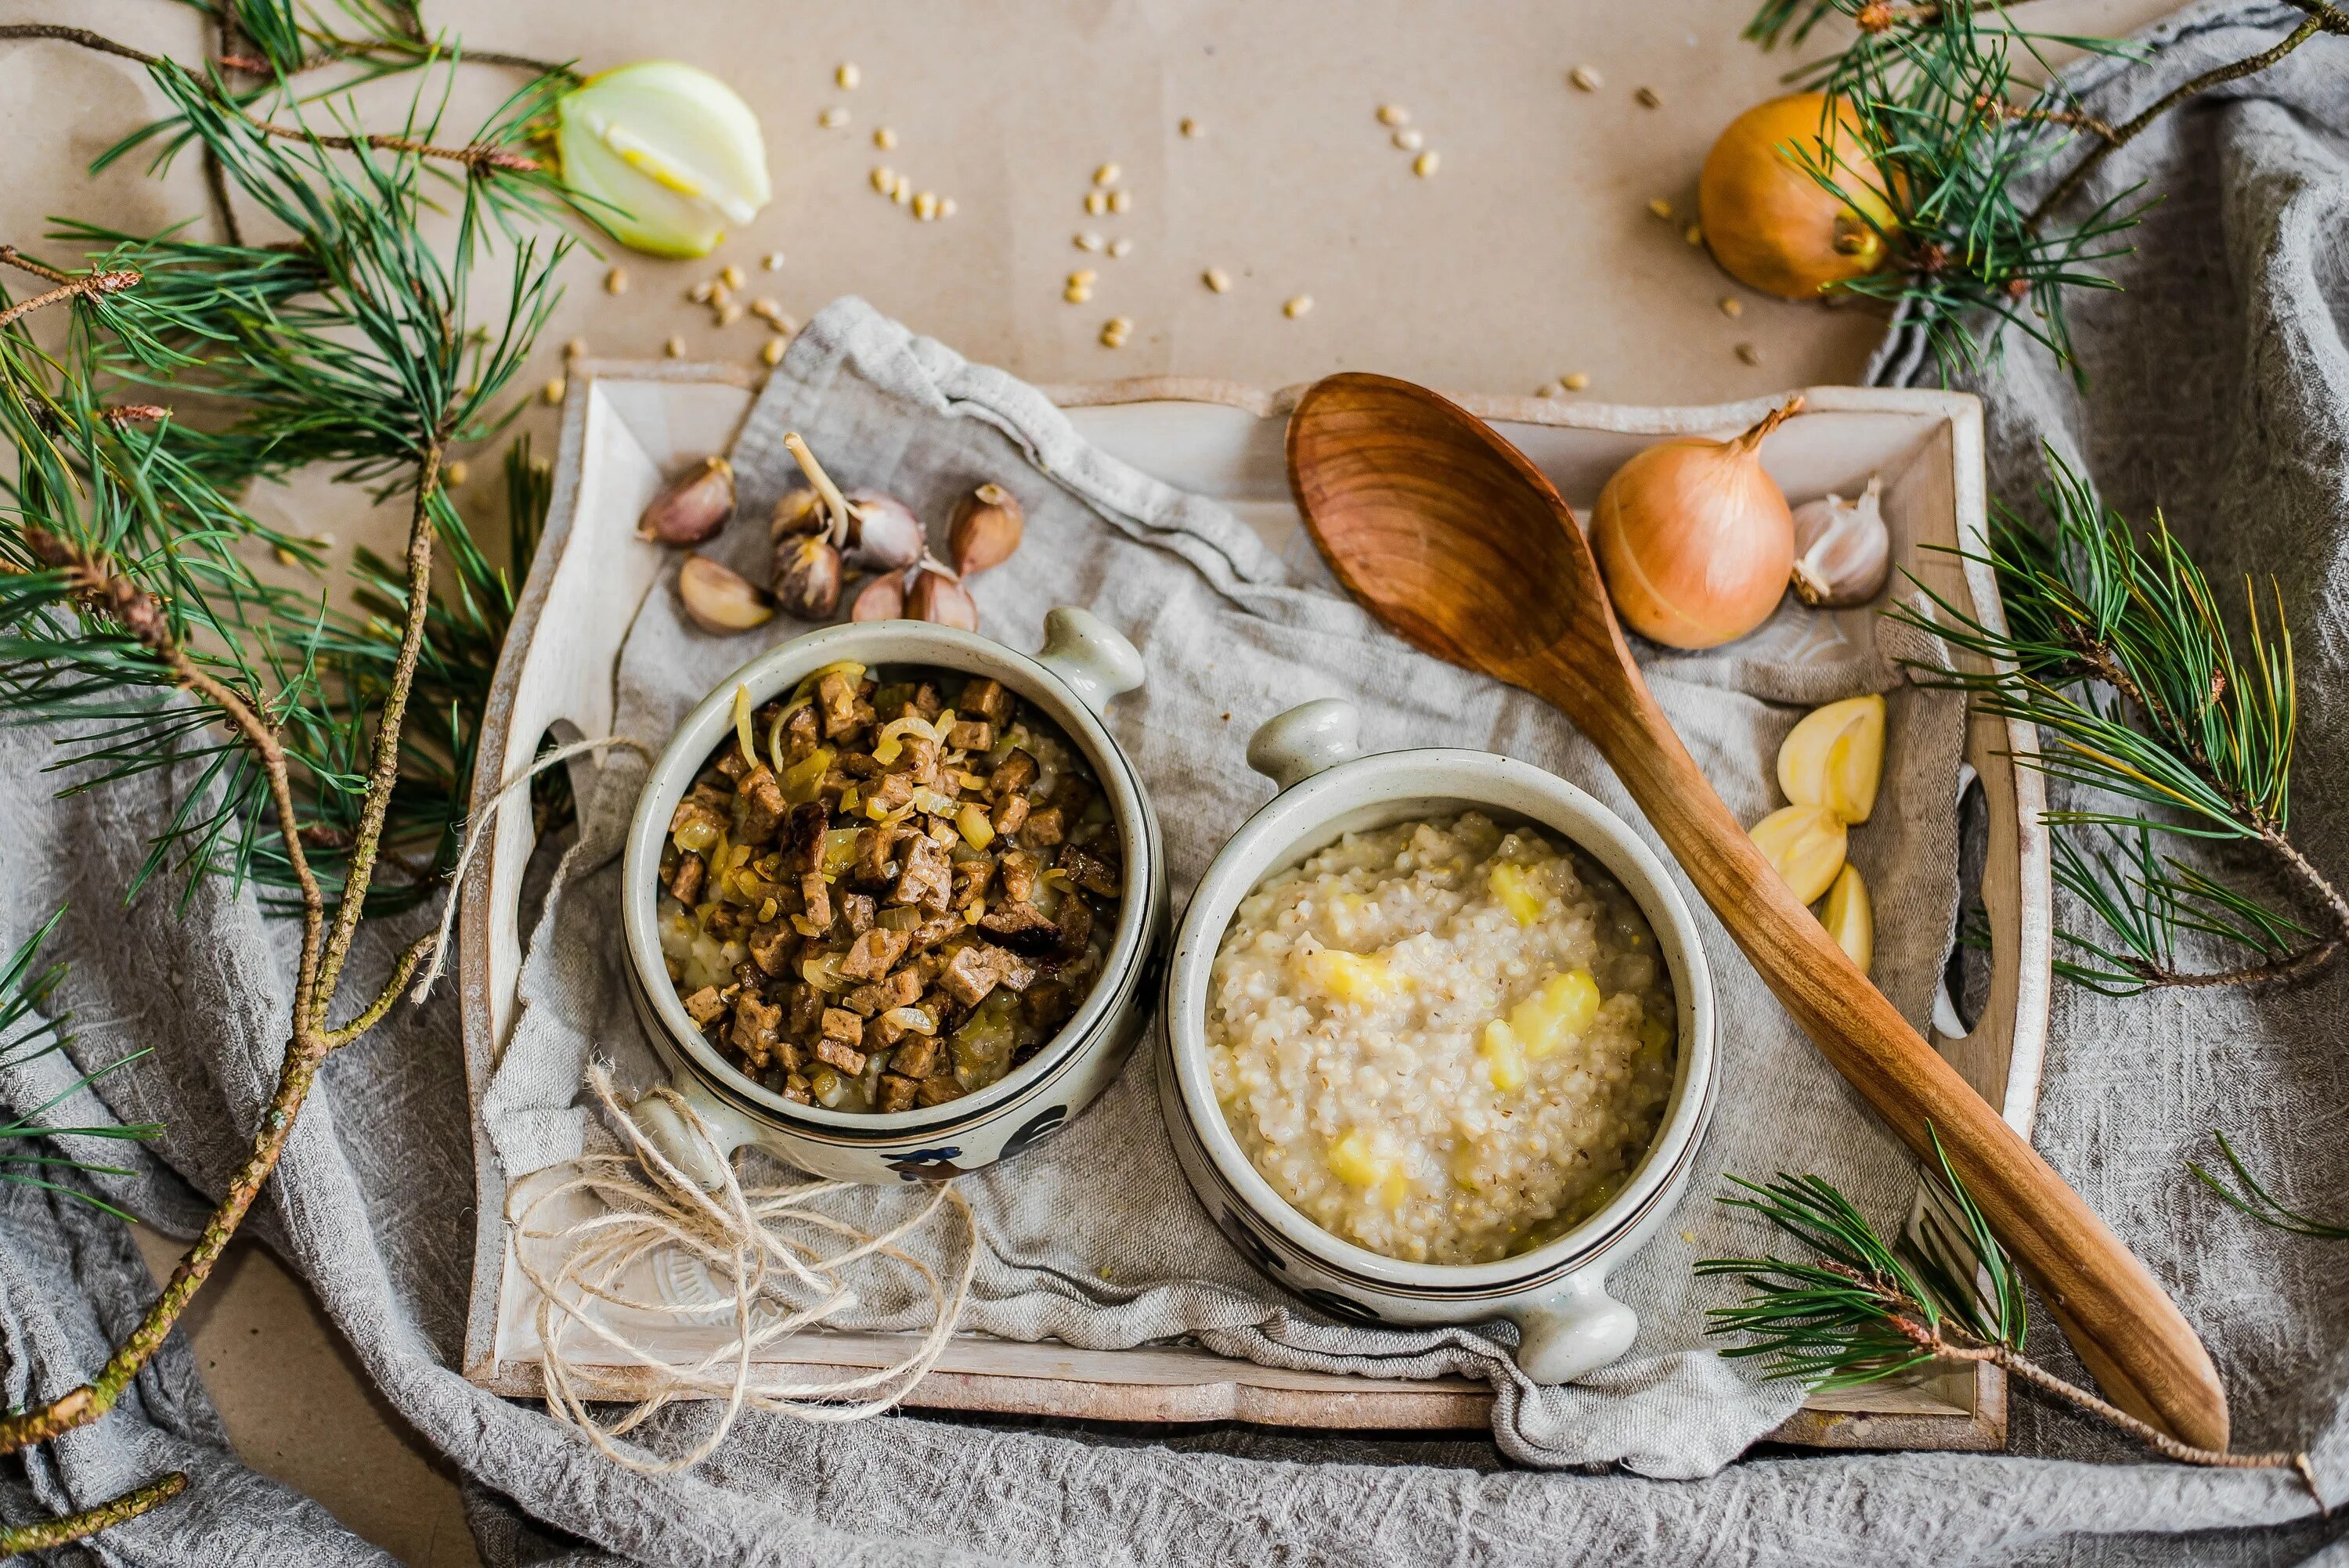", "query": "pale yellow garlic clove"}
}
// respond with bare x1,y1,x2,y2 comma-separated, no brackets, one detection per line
1777,693,1885,824
1821,862,1873,975
677,553,774,633
1749,803,1847,905
1789,474,1890,607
